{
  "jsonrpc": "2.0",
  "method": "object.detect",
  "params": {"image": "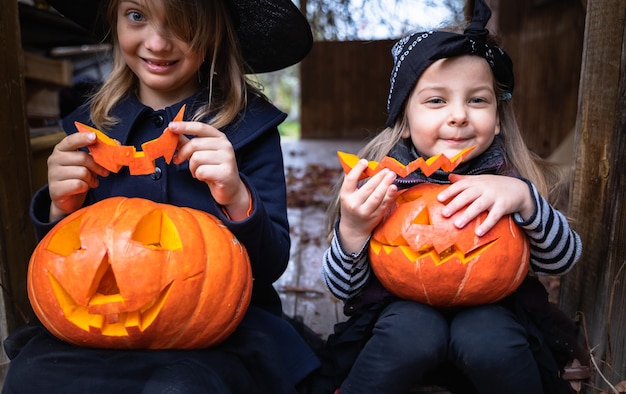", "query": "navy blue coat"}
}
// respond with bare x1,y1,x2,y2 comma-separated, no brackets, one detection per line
31,92,290,315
